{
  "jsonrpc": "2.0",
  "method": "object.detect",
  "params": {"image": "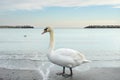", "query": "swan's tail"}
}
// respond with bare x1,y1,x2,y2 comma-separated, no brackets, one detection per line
82,59,91,63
